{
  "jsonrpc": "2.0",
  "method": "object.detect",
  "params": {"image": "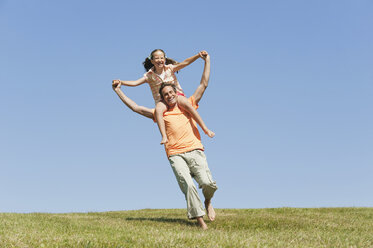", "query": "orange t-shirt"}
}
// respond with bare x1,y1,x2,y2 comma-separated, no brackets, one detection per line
161,96,204,157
